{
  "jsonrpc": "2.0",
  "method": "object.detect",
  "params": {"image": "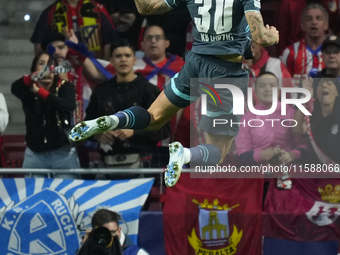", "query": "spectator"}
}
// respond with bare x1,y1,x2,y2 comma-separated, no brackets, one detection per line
316,35,340,78
137,25,190,148
280,3,328,87
235,72,309,166
30,0,120,60
104,25,189,149
42,32,107,124
244,41,294,104
0,93,8,167
137,25,185,90
85,39,170,168
89,209,149,255
98,0,143,50
294,74,339,164
276,0,339,56
142,6,191,57
104,25,184,90
11,52,80,171
43,32,113,168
